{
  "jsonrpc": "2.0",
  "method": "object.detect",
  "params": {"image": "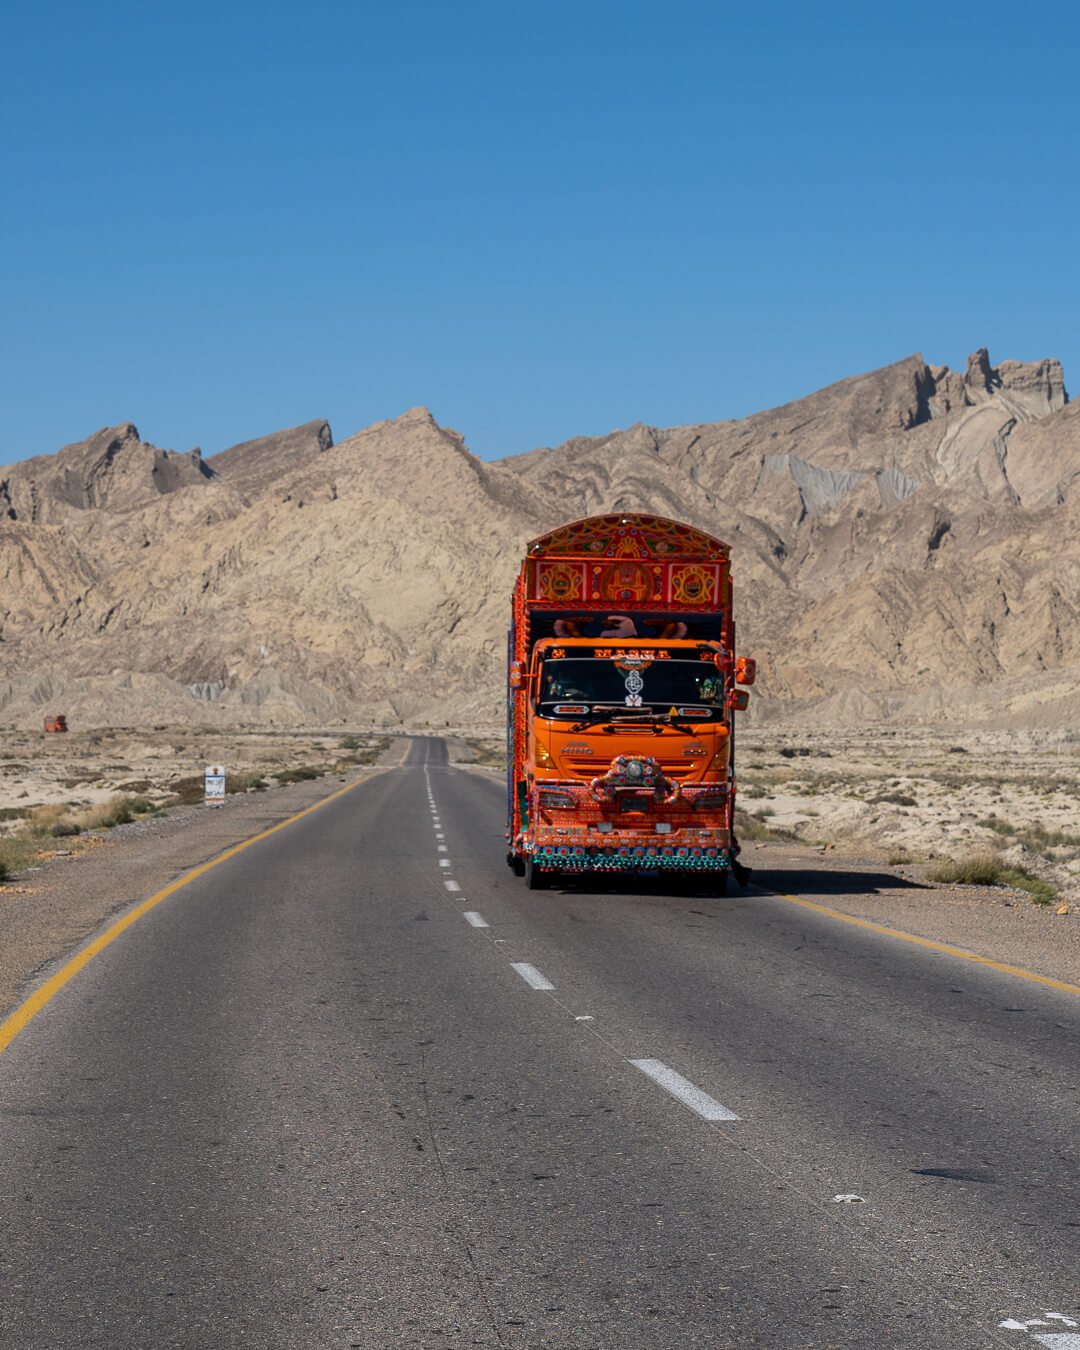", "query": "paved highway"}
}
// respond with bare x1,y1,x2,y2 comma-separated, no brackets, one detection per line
1,738,1077,1348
